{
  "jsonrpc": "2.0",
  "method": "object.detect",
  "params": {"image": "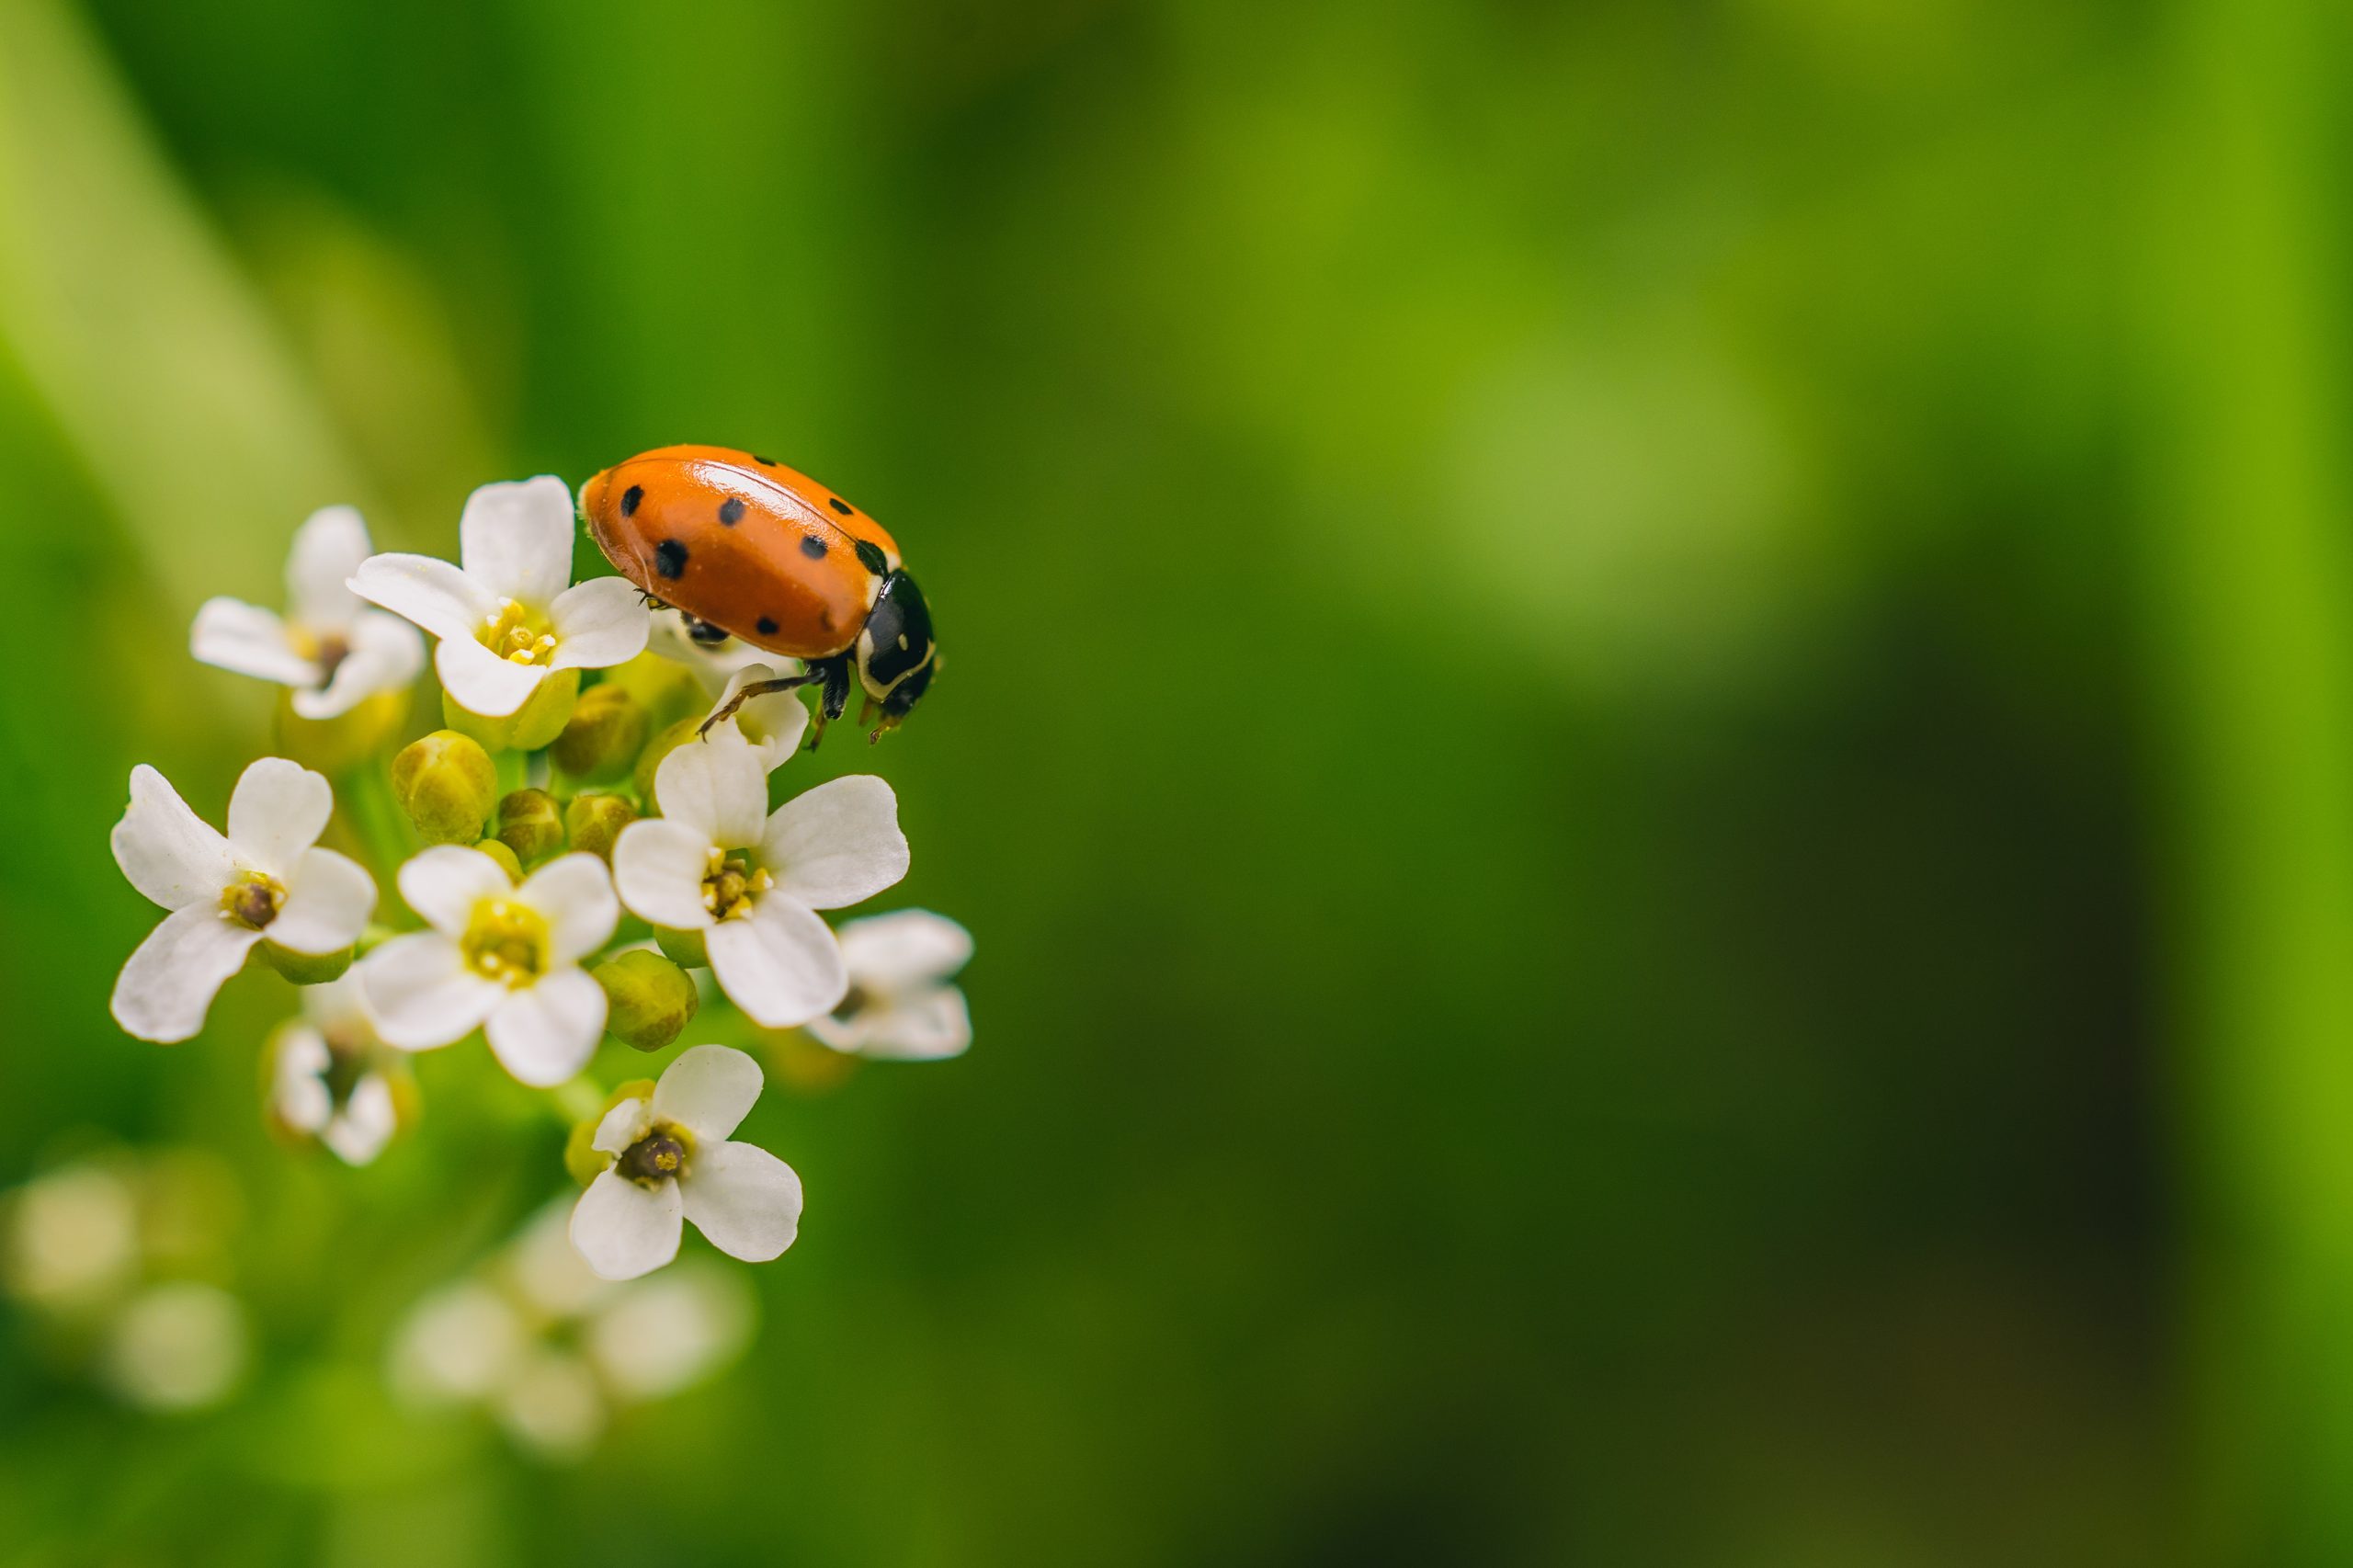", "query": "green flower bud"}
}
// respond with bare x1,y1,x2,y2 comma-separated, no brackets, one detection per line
565,1076,657,1186
472,837,523,881
274,688,410,778
654,924,710,969
593,950,700,1052
551,684,651,783
603,651,710,733
634,718,700,812
261,941,353,984
391,730,497,846
442,667,581,753
565,792,638,862
494,789,565,866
